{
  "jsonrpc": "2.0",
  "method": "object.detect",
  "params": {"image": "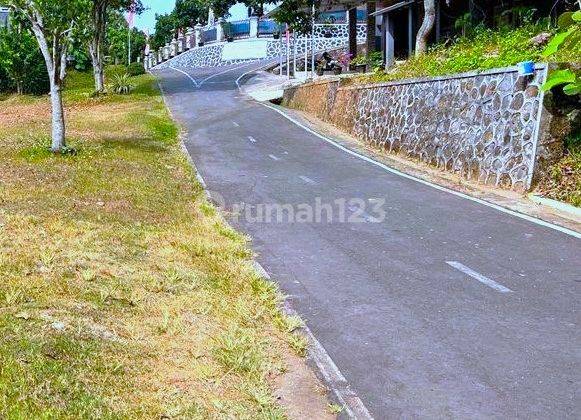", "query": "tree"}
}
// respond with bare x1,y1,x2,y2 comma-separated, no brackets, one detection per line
174,0,206,29
208,0,236,19
88,0,143,93
3,0,87,152
415,0,435,56
151,12,176,50
242,0,276,17
0,19,42,94
271,0,314,34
